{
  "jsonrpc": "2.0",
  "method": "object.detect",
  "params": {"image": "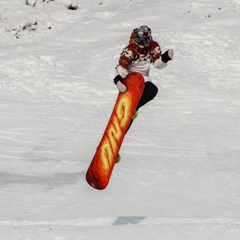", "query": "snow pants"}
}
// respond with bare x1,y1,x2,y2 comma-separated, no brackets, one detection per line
136,81,158,110
127,81,158,131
